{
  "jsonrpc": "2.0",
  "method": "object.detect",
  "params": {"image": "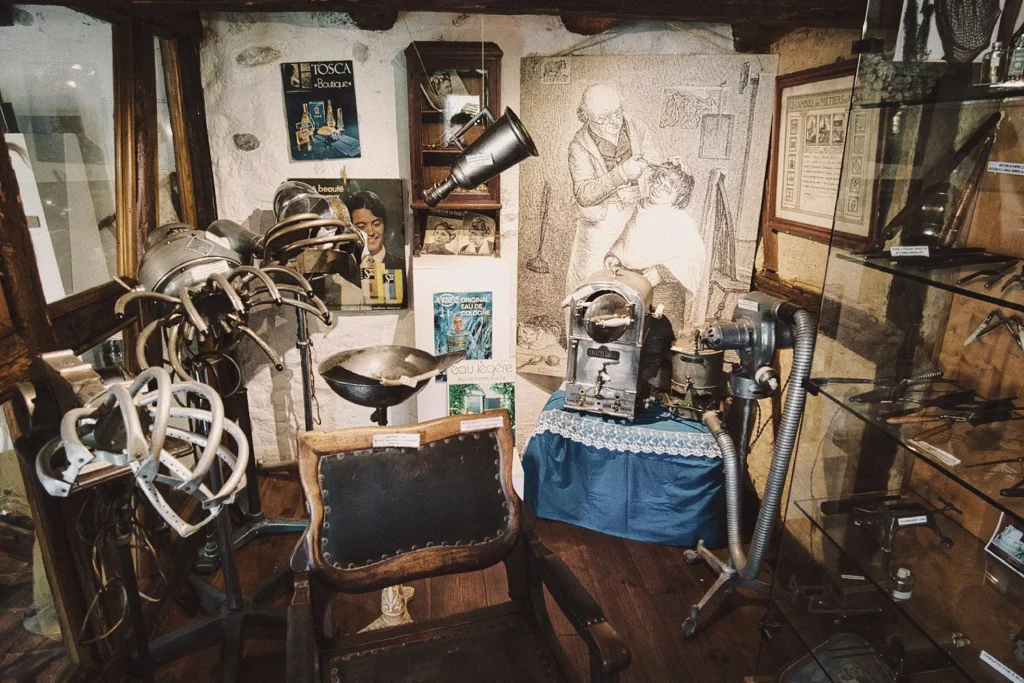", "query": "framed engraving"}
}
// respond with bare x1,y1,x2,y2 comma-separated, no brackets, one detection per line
766,61,879,248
